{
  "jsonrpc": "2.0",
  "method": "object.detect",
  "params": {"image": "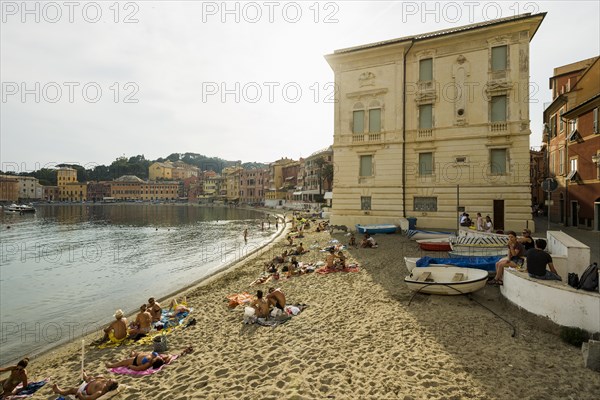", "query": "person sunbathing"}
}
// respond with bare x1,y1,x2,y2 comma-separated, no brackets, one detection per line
0,358,29,398
251,290,270,319
105,347,192,371
147,297,162,322
128,304,152,339
325,249,336,268
52,370,118,400
335,251,347,269
266,287,286,311
100,309,128,343
168,297,190,314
